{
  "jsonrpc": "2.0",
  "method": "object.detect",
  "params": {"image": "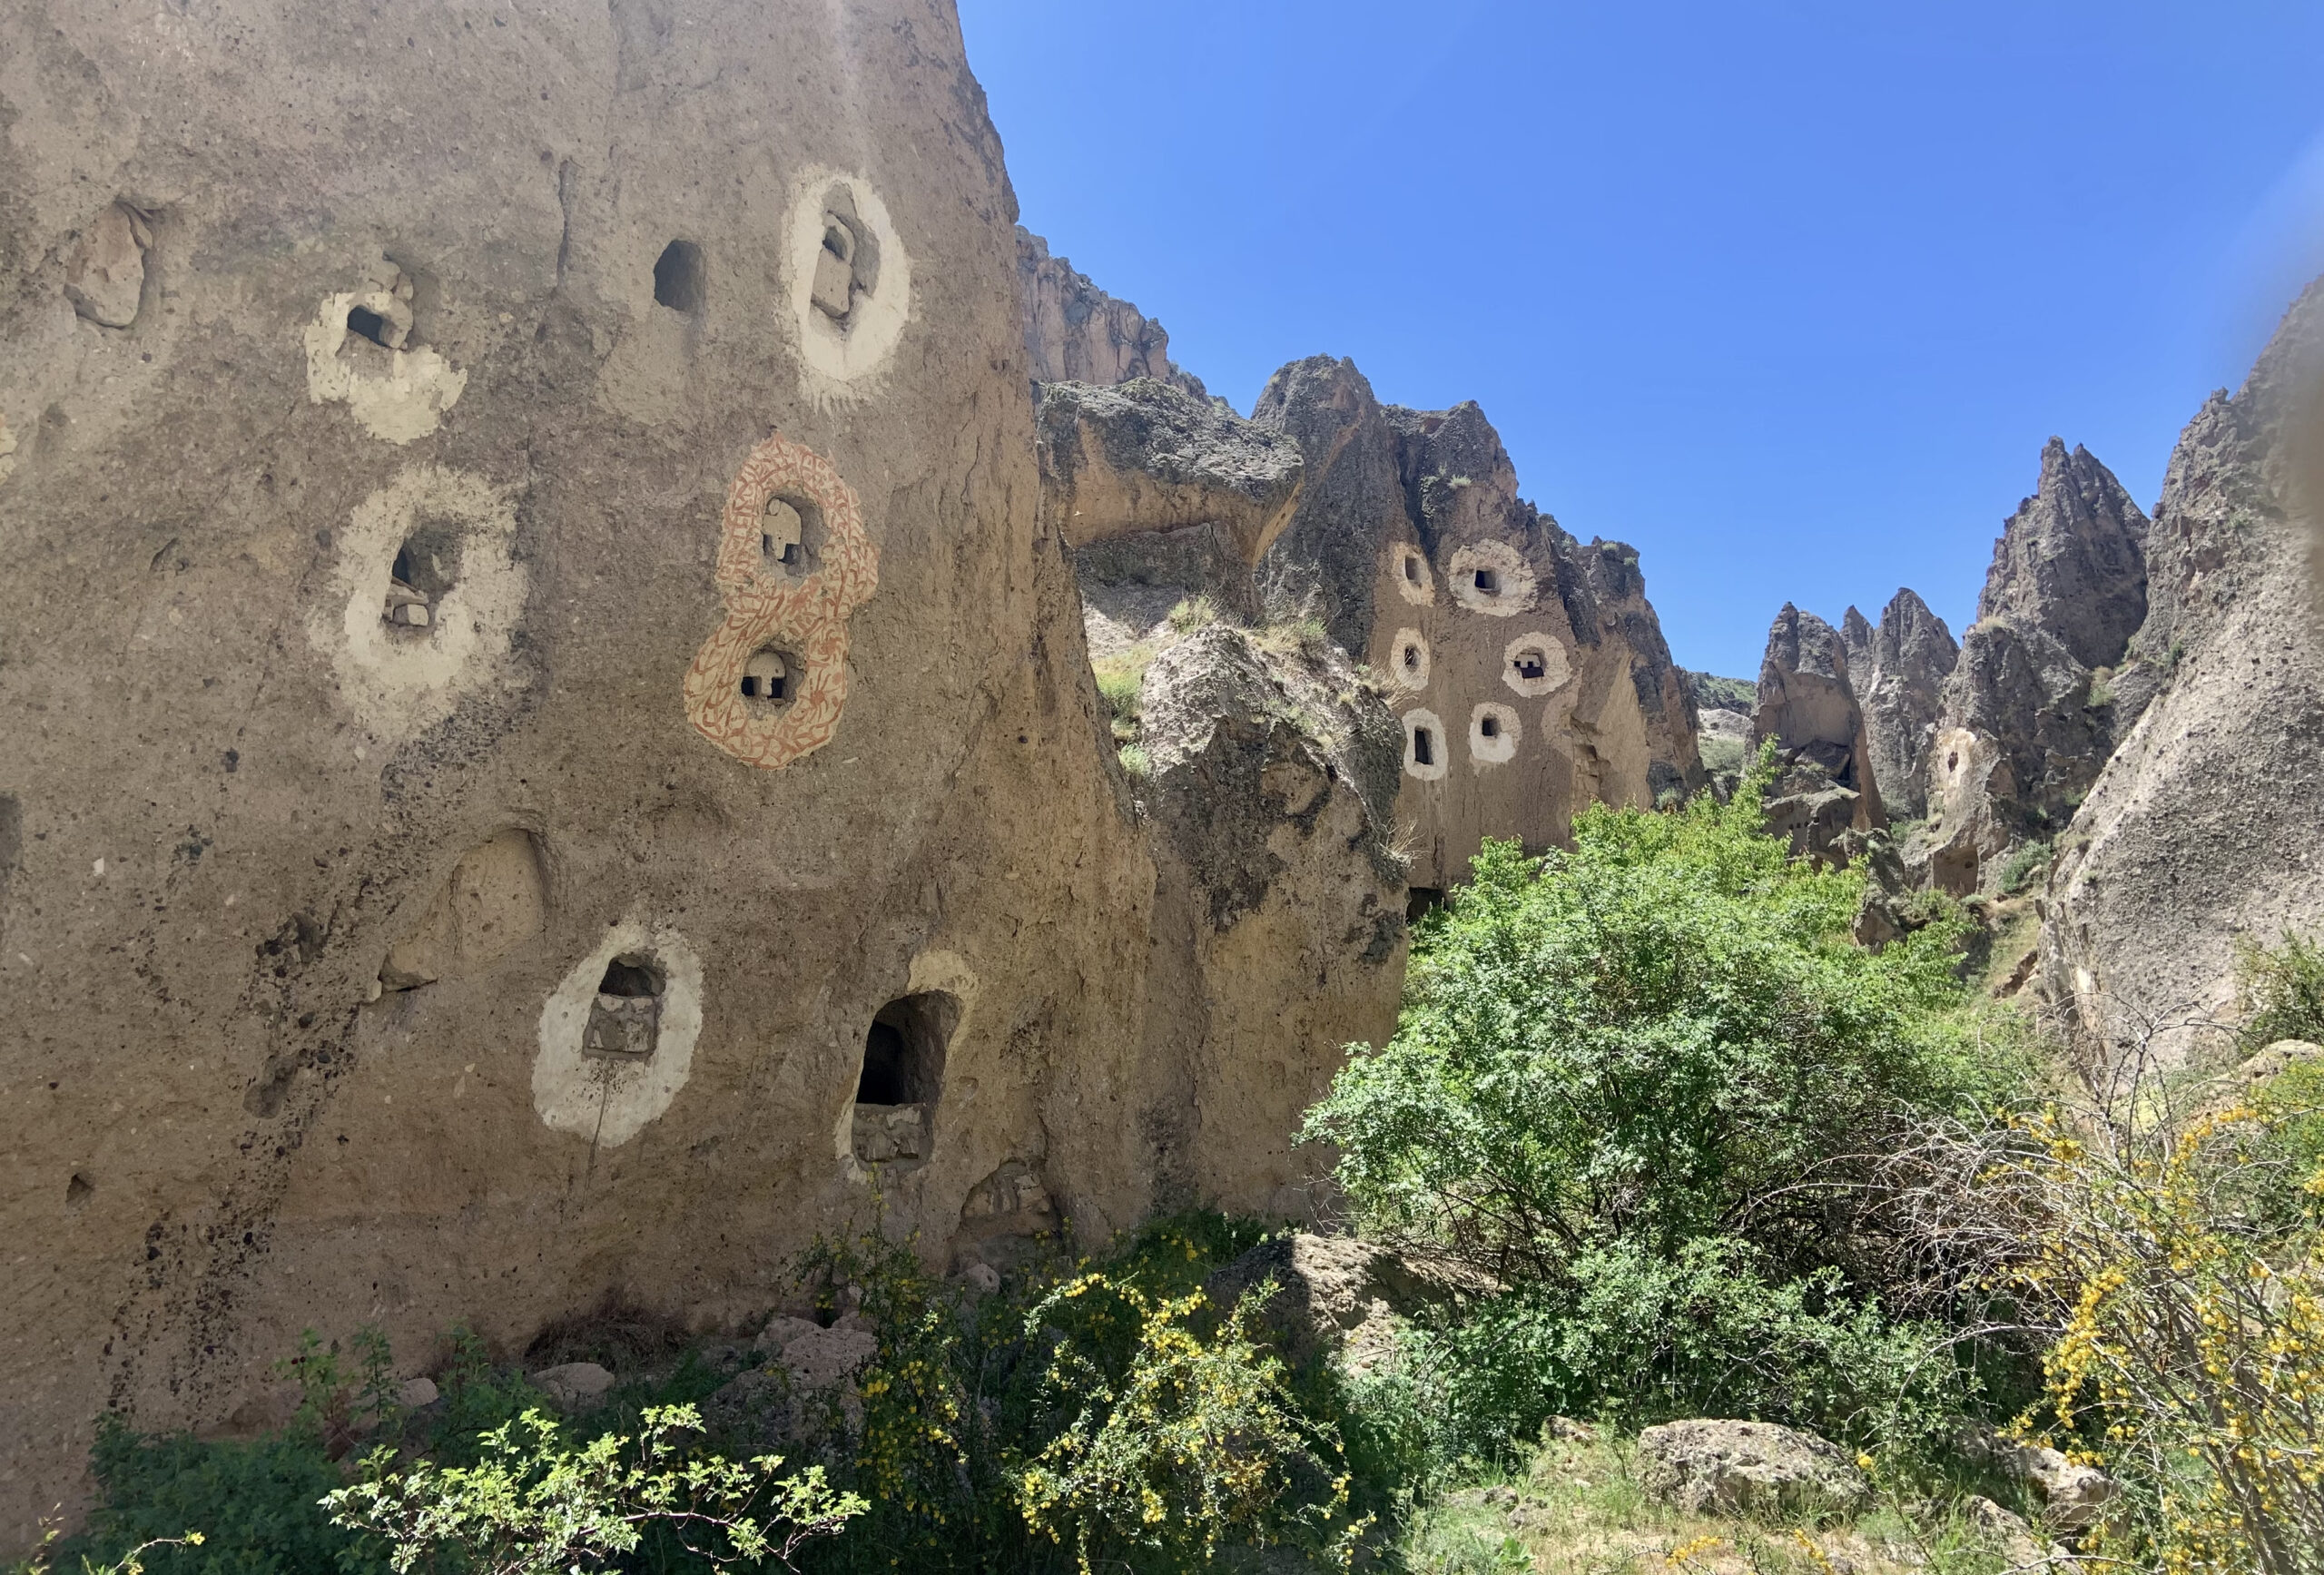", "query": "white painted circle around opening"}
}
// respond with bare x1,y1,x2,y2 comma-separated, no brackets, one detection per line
1502,631,1571,697
1470,702,1521,764
1446,540,1536,616
533,917,704,1147
1389,627,1431,690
